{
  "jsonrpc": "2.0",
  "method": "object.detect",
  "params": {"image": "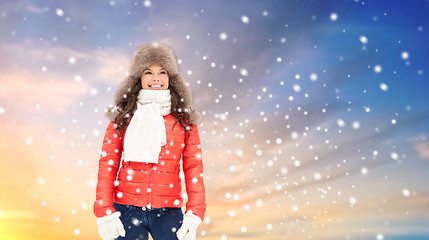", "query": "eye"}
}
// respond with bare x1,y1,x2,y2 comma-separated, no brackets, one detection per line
144,71,152,75
160,71,167,75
